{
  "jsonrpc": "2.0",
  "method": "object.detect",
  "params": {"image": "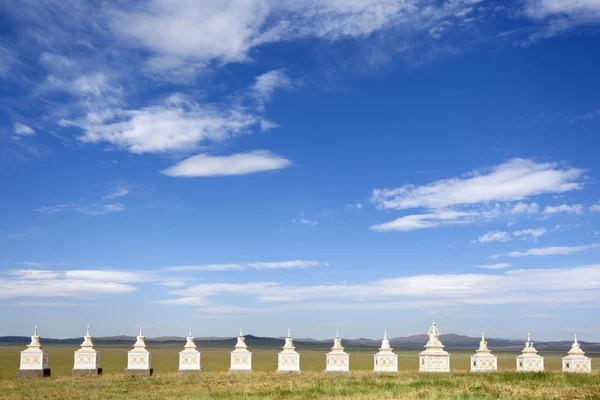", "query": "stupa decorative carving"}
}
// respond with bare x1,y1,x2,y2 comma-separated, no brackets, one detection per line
125,327,153,376
470,333,497,372
179,328,202,373
516,333,544,372
18,326,50,378
562,334,591,373
419,322,450,372
73,326,101,376
230,329,252,372
325,330,349,372
277,329,301,373
374,330,398,372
